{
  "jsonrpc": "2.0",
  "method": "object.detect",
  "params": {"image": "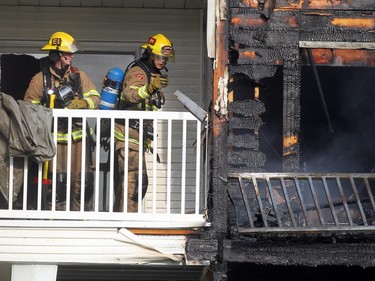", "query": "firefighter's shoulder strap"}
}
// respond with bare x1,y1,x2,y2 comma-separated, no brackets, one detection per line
41,61,83,107
124,59,152,85
69,65,83,97
40,57,52,107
